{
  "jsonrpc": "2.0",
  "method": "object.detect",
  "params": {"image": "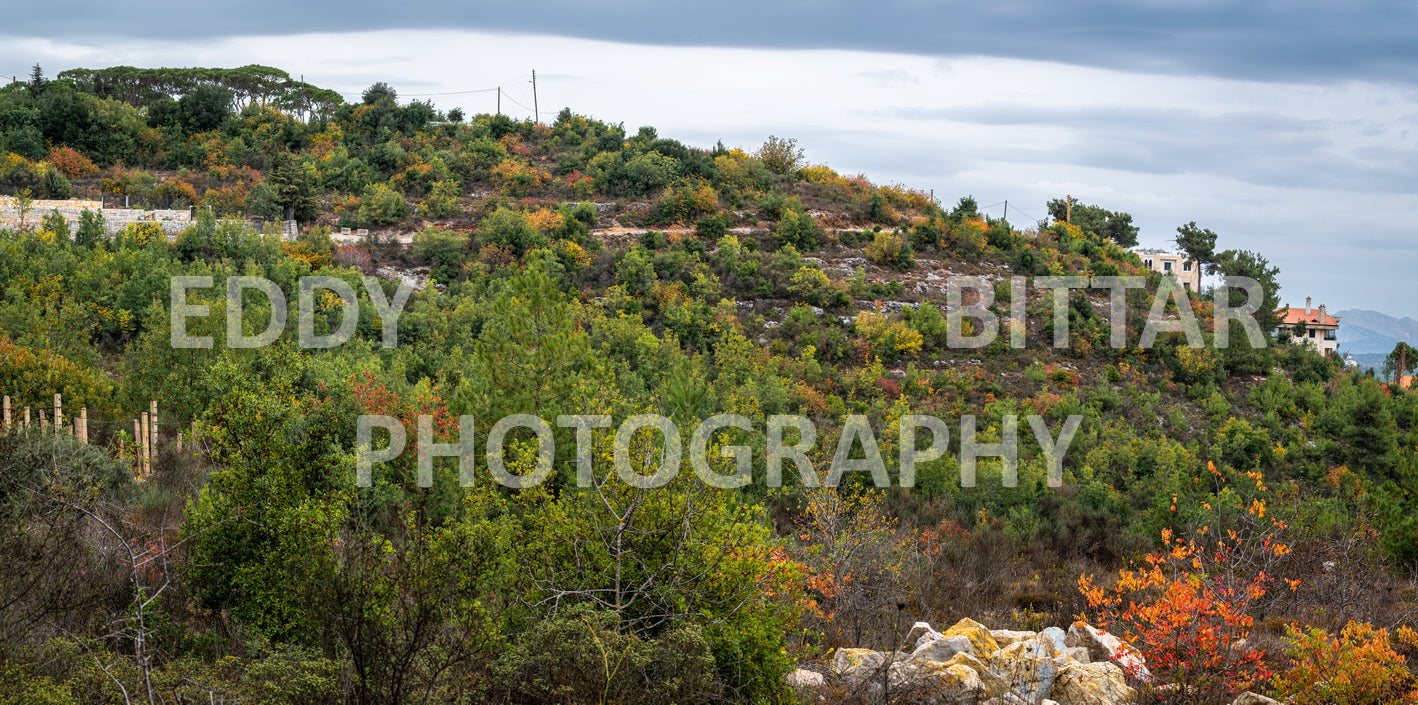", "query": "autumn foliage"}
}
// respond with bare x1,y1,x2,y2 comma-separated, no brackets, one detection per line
47,146,99,178
1272,621,1418,705
1078,463,1293,698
